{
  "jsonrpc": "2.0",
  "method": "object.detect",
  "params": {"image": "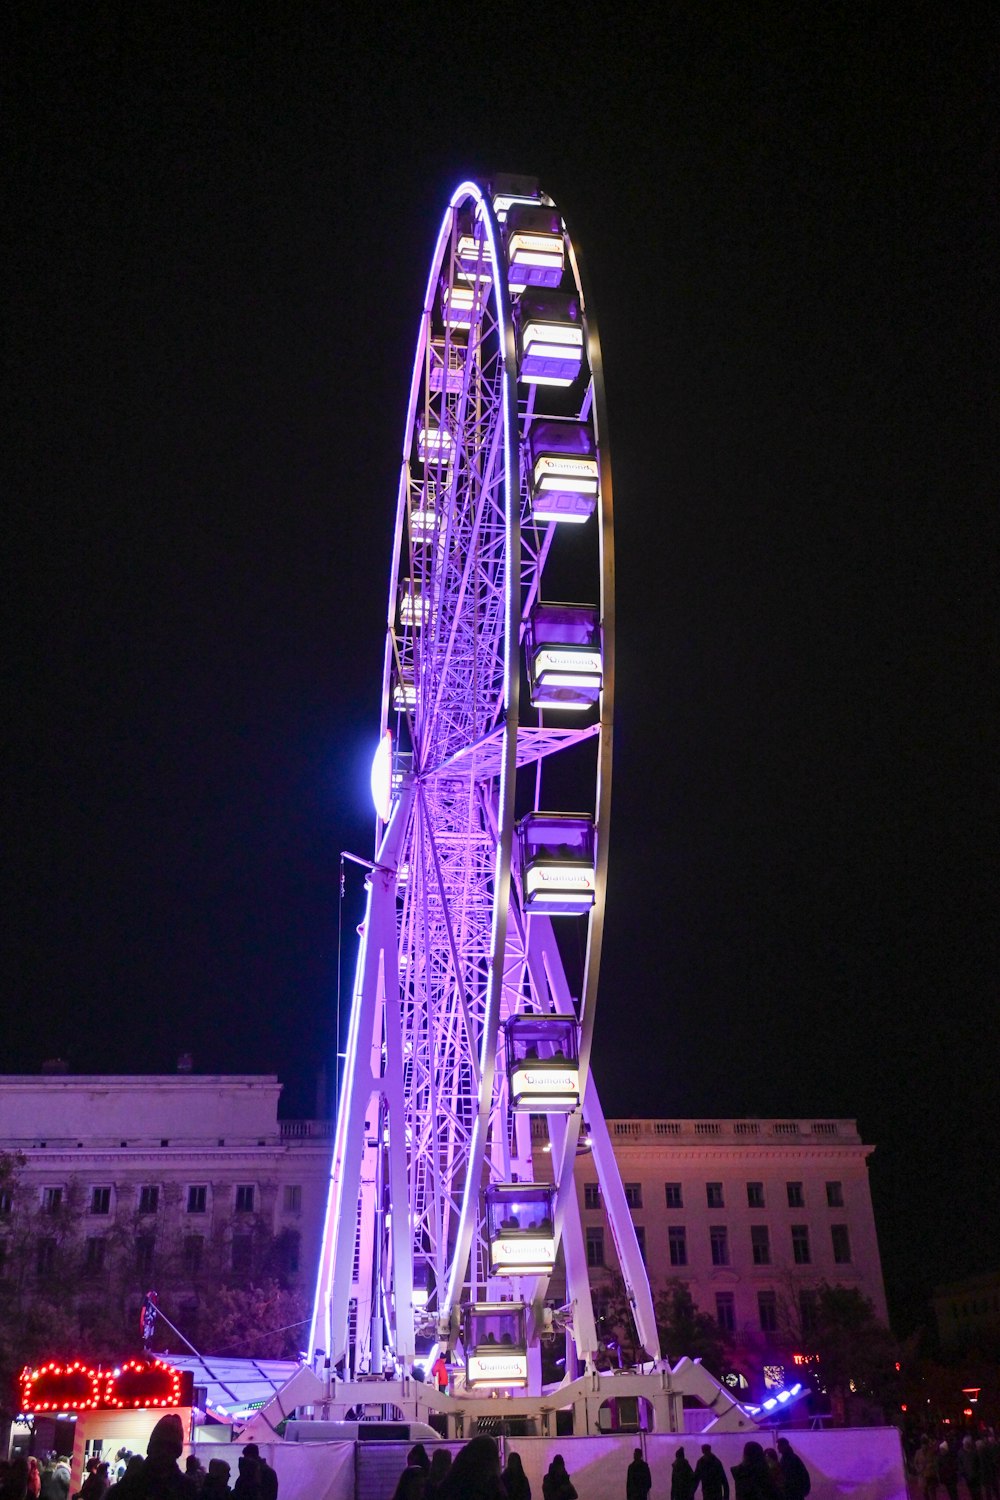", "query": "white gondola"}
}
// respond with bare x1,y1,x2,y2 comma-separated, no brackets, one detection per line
504,1015,581,1112
517,812,596,914
491,172,541,224
485,1183,556,1275
428,337,466,393
399,580,432,630
517,292,585,387
417,420,453,464
393,671,417,711
456,231,493,284
462,1302,528,1388
526,602,602,710
527,419,599,524
505,205,565,289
